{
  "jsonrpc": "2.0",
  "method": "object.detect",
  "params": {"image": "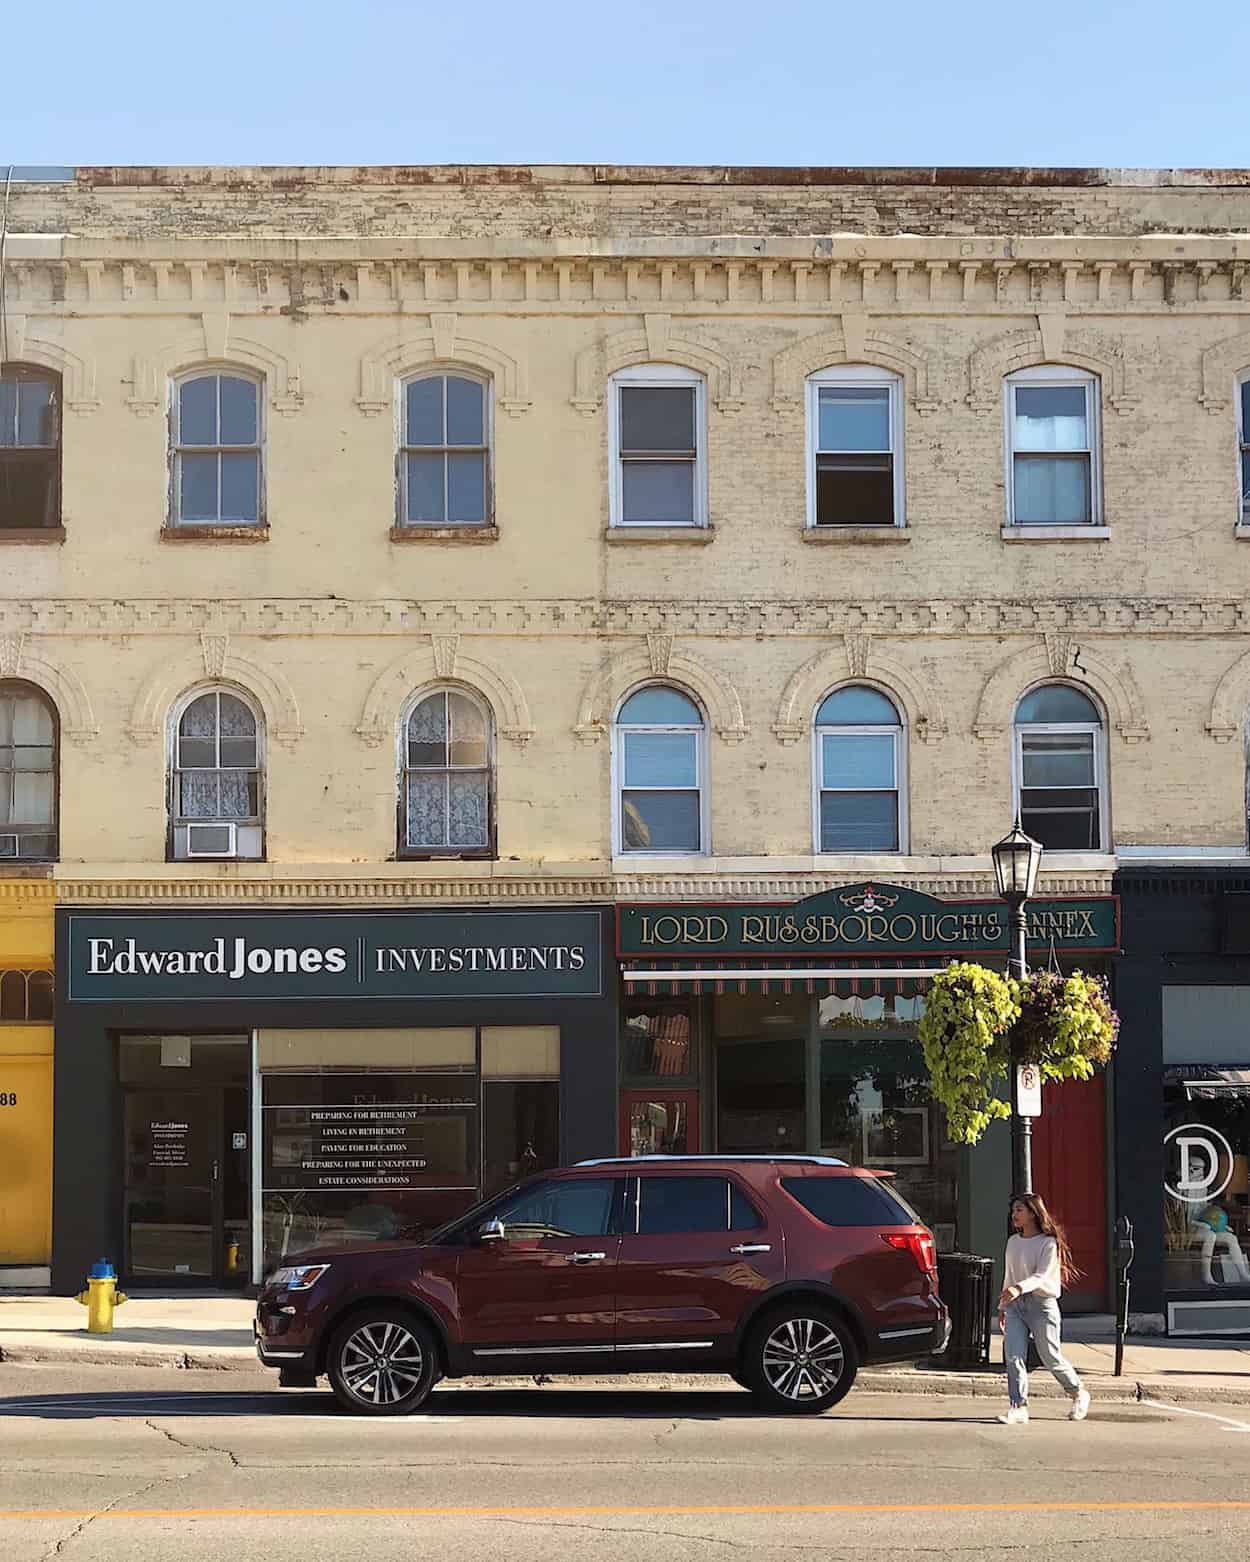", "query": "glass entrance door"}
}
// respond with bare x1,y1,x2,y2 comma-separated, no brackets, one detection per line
124,1088,220,1280
621,1089,700,1155
713,996,807,1153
